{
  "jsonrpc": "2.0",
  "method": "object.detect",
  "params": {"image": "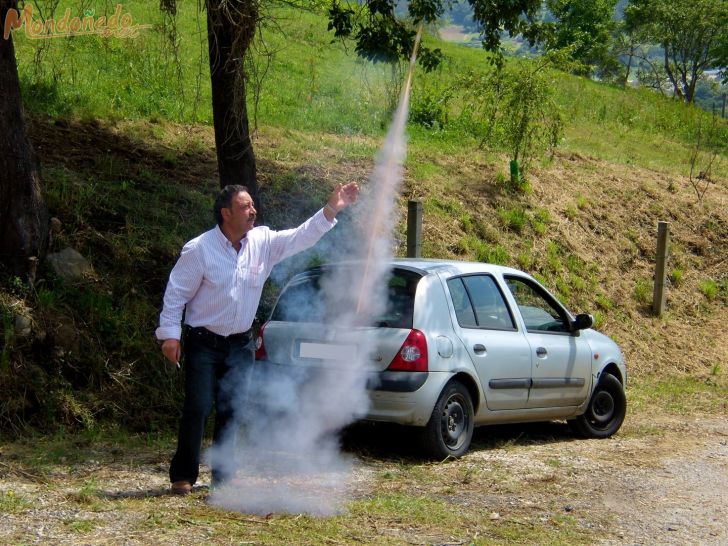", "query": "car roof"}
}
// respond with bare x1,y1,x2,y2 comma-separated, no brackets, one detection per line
302,259,528,278
389,258,527,278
